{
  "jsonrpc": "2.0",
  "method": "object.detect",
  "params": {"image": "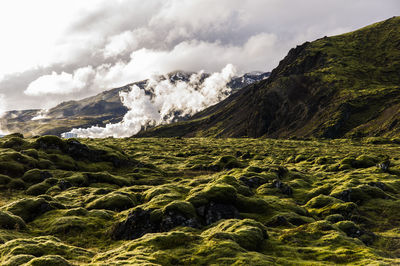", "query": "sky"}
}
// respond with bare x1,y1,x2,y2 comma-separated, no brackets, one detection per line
0,0,399,111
